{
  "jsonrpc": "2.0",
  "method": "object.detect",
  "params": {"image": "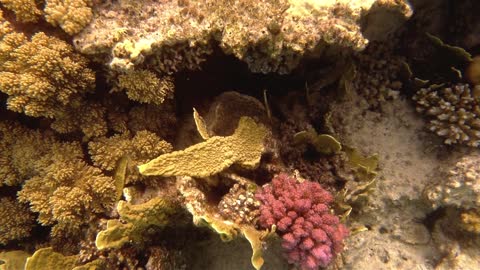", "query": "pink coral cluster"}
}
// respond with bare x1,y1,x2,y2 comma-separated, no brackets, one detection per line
255,173,348,269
